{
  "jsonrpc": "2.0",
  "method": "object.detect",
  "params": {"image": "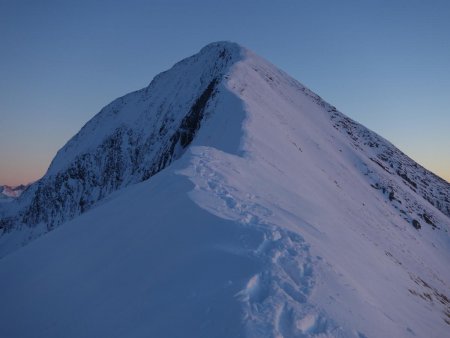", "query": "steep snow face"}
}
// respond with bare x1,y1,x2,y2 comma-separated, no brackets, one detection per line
47,42,242,176
0,42,243,246
0,42,449,338
184,49,450,336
